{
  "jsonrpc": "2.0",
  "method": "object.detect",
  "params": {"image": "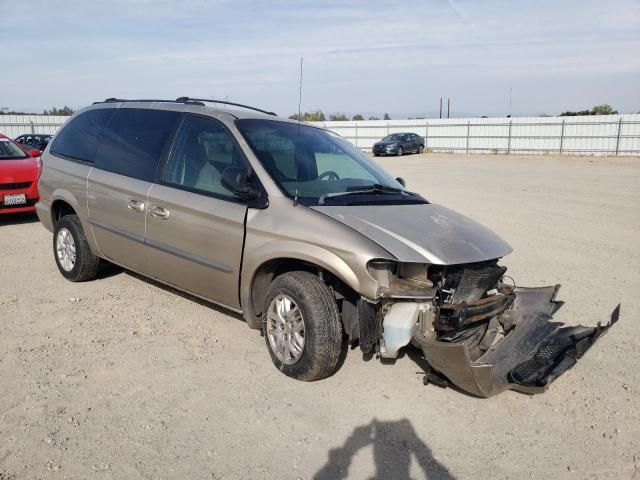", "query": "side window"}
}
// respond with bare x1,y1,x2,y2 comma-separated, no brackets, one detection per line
50,109,114,163
163,116,247,198
94,108,181,181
